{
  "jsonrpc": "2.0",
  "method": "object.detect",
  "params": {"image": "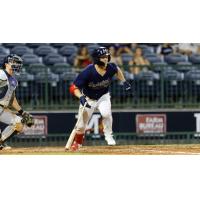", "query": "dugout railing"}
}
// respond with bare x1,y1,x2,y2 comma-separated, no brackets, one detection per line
15,64,200,110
